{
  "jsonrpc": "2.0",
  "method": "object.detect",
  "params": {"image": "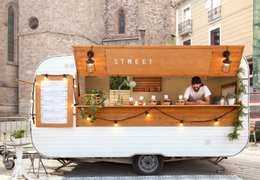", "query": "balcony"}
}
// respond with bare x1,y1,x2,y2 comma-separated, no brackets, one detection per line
208,6,221,23
178,19,192,36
